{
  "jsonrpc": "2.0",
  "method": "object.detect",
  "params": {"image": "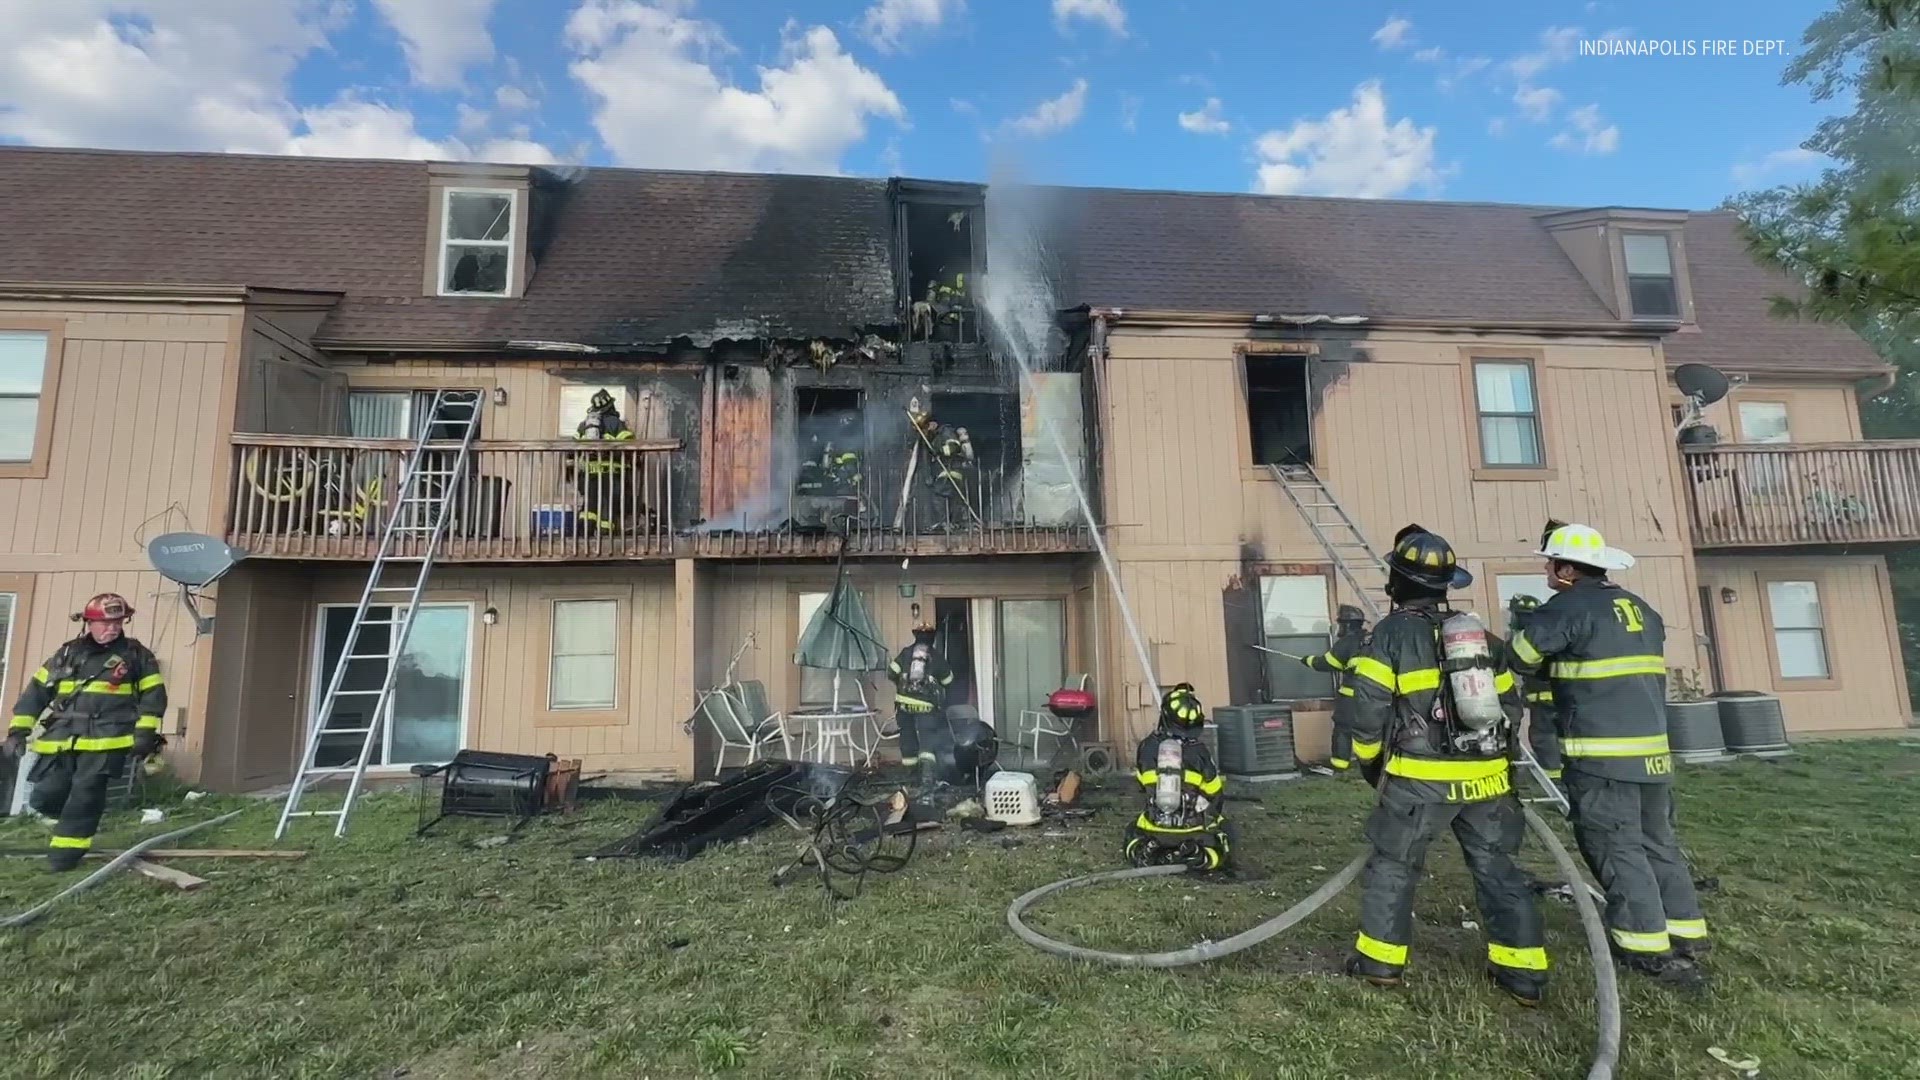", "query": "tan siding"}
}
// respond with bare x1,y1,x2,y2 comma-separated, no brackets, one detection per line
1696,382,1864,444
198,564,312,789
1696,555,1909,733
